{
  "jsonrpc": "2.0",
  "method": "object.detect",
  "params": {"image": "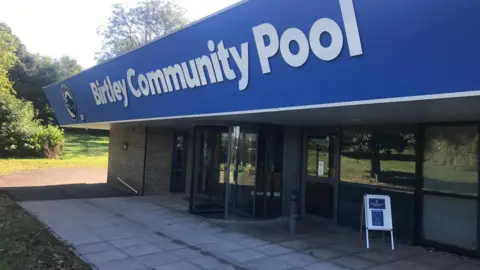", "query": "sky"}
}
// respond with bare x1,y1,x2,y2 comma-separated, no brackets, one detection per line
0,0,240,68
